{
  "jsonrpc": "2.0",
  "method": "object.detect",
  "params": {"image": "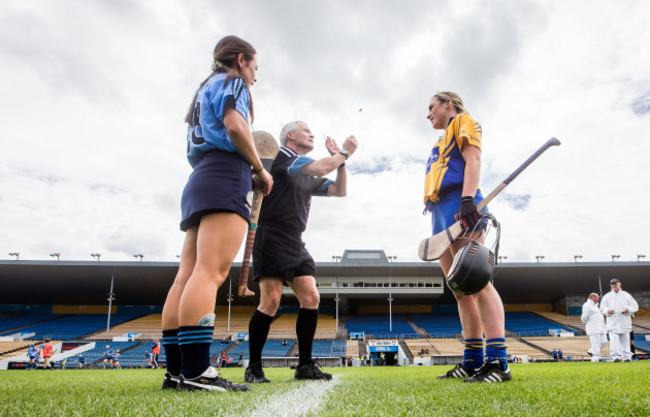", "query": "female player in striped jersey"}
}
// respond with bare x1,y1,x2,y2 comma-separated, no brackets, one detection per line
424,92,510,383
160,35,272,392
